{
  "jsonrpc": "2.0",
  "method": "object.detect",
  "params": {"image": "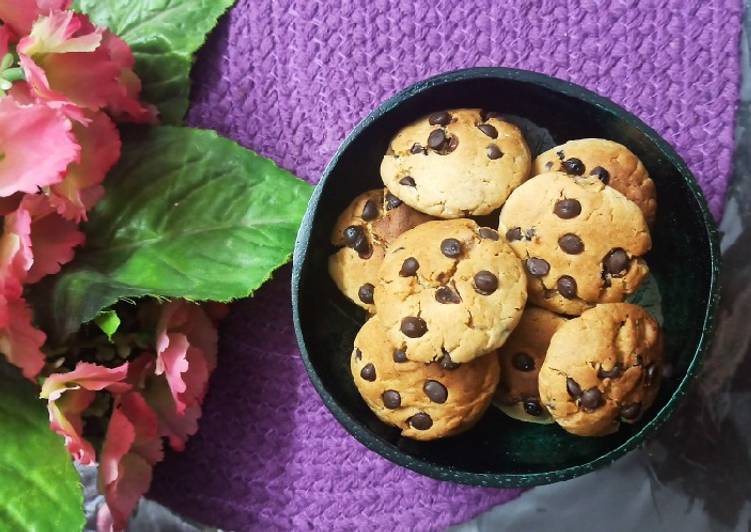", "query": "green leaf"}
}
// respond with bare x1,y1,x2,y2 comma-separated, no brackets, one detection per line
95,310,122,341
74,0,235,124
32,127,312,341
0,362,84,530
